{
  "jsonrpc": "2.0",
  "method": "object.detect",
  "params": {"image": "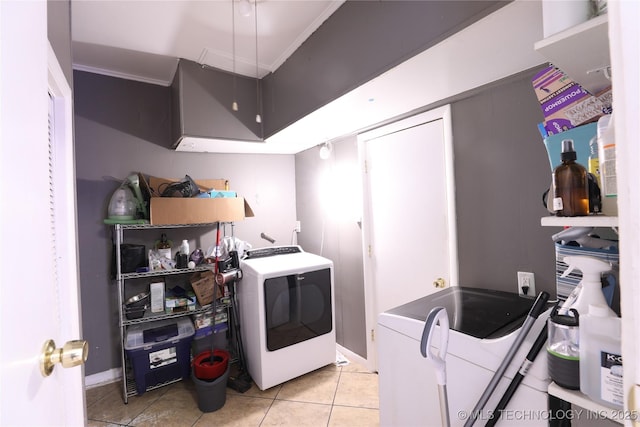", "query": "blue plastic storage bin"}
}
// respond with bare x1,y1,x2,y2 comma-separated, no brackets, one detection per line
125,317,195,395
